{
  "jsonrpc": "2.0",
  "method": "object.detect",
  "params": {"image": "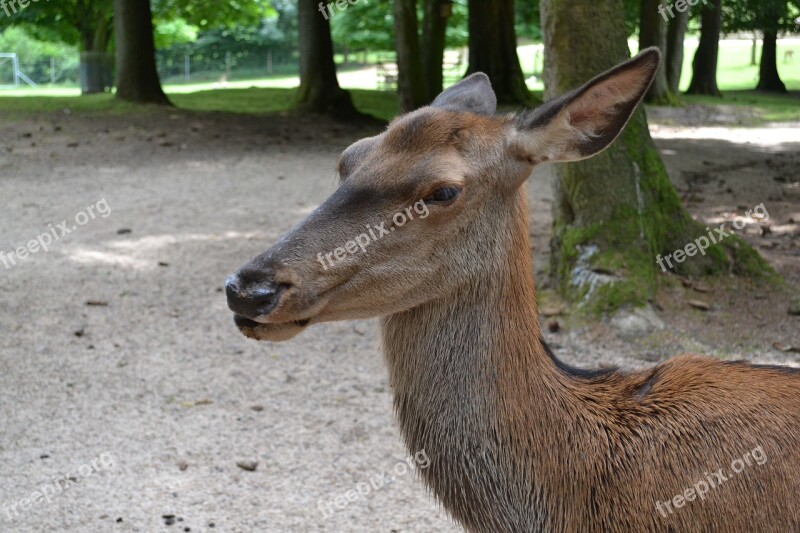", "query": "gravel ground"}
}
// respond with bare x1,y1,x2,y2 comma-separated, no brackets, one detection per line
0,109,797,533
